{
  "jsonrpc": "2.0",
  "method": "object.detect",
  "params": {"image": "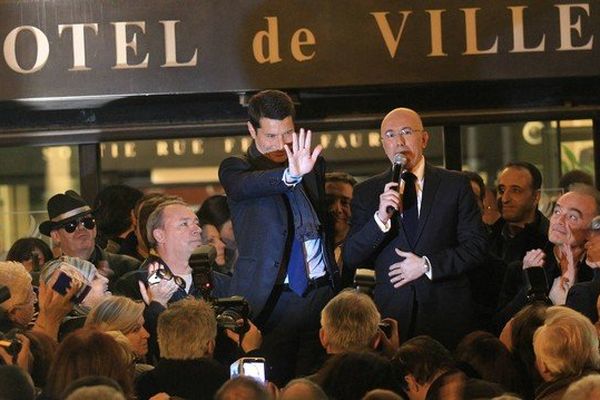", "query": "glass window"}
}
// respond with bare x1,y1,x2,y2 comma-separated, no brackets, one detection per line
100,127,444,205
461,121,561,216
558,119,595,185
0,145,80,257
